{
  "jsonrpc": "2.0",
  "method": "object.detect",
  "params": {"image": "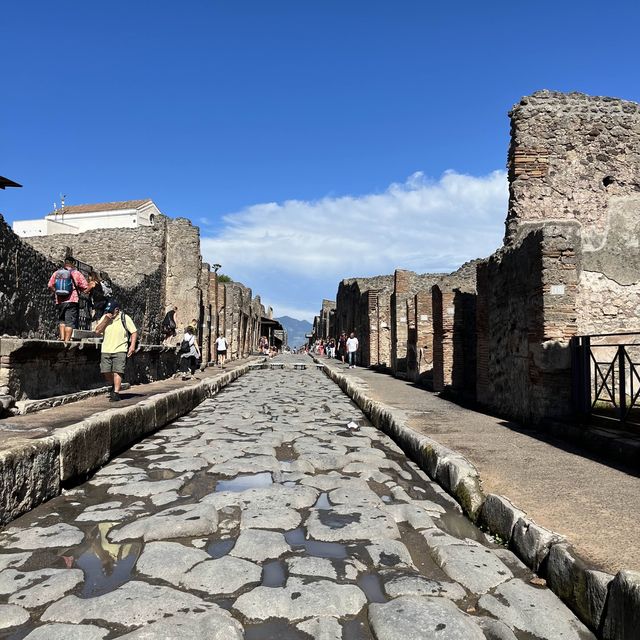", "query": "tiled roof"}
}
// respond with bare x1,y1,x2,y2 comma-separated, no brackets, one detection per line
49,199,153,215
